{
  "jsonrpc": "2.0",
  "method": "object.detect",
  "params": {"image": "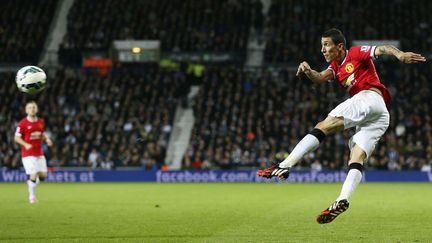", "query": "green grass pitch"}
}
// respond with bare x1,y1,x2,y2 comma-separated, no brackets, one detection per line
0,183,431,242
